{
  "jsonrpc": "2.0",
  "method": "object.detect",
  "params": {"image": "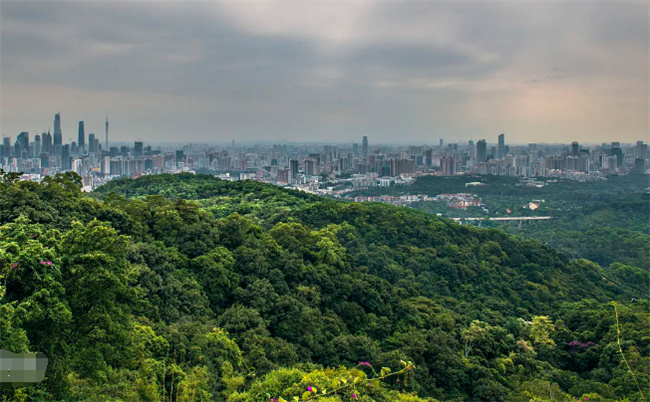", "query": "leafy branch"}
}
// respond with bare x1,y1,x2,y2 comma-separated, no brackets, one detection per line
277,360,416,402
